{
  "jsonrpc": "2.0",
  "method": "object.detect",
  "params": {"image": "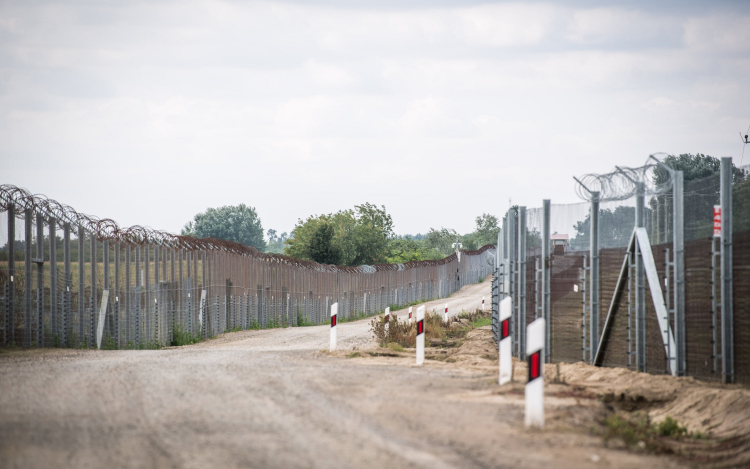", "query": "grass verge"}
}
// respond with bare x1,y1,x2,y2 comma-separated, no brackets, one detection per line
370,307,491,348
